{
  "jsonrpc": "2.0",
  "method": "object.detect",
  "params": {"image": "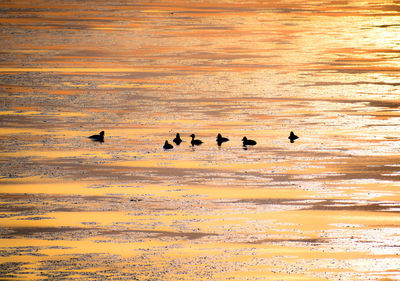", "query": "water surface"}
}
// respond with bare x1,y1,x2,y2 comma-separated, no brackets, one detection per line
1,0,400,280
